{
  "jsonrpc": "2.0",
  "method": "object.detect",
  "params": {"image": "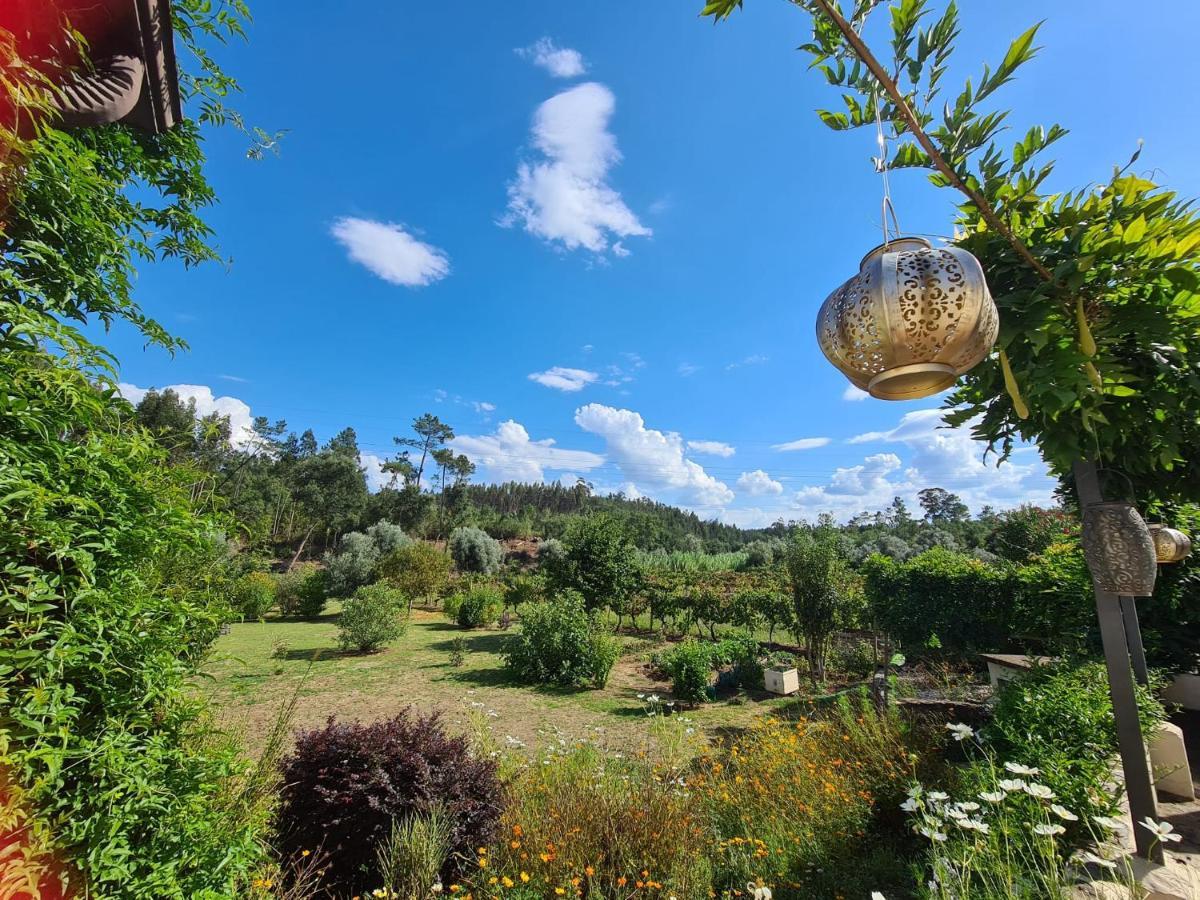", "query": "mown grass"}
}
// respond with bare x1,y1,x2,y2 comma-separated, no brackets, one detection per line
198,607,795,758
